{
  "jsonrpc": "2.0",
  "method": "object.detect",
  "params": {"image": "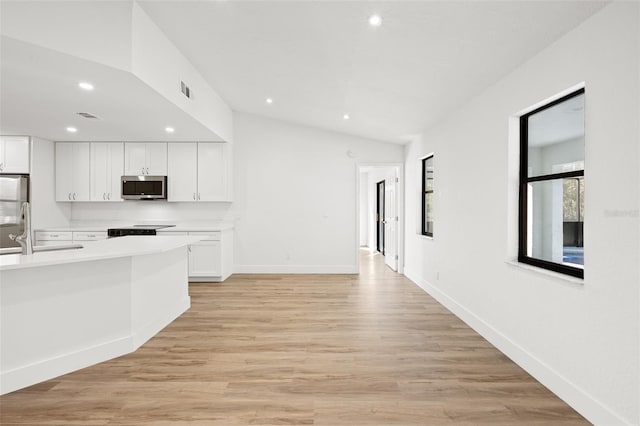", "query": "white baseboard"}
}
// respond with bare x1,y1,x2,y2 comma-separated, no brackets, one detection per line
233,264,358,274
403,267,631,426
0,336,132,395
